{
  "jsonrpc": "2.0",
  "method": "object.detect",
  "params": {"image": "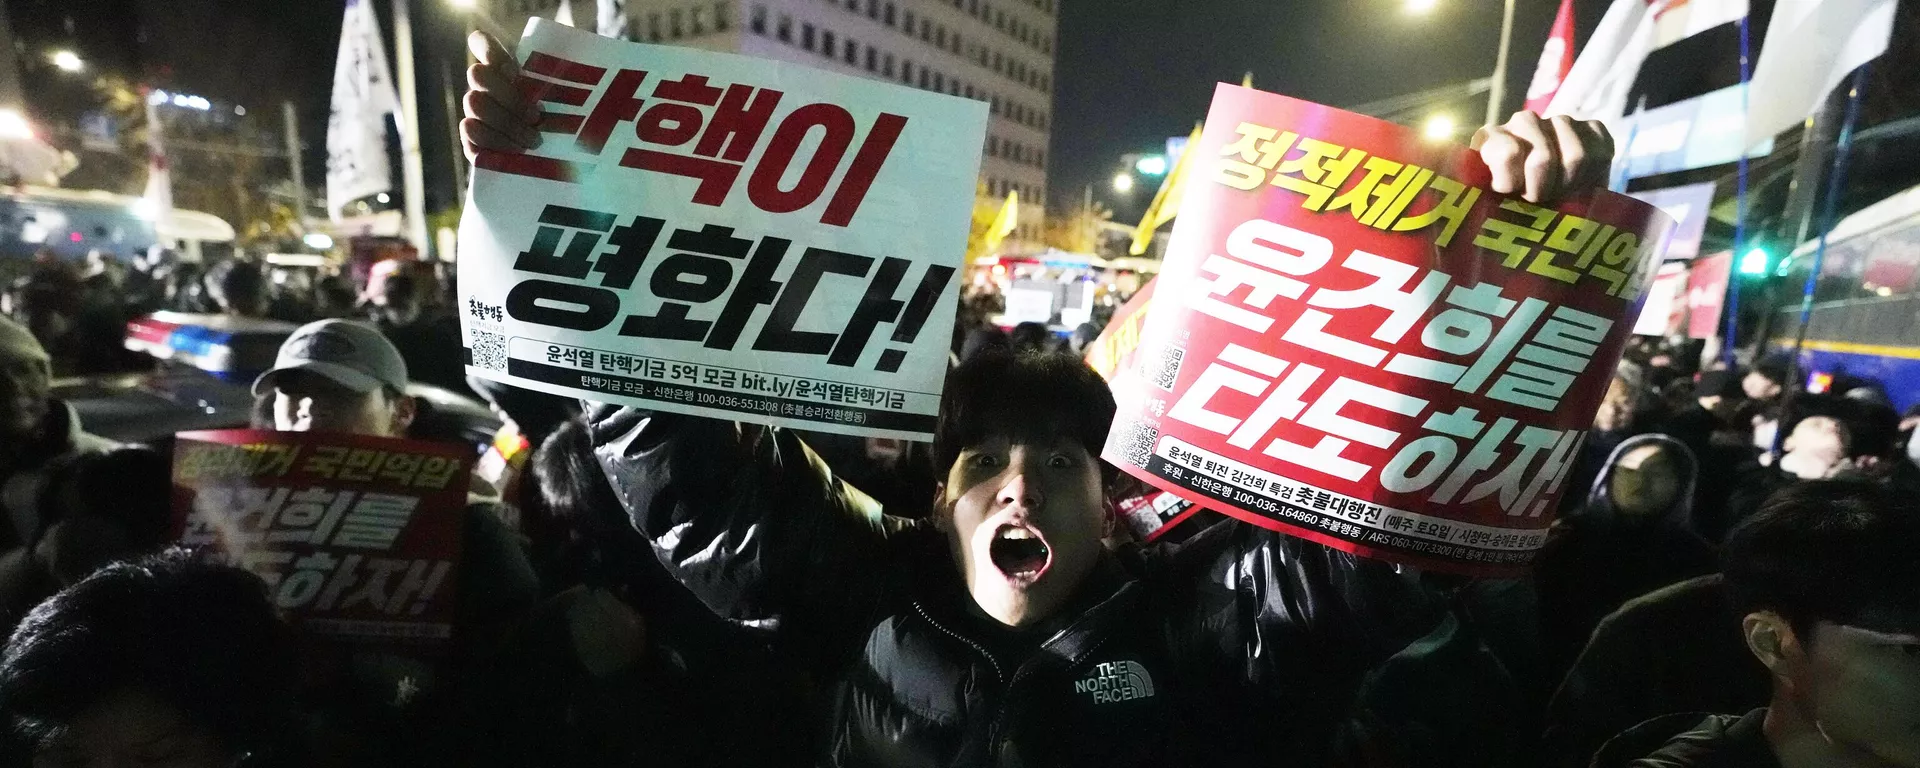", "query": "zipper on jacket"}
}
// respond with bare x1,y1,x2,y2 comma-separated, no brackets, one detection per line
911,601,1006,684
983,634,1115,756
